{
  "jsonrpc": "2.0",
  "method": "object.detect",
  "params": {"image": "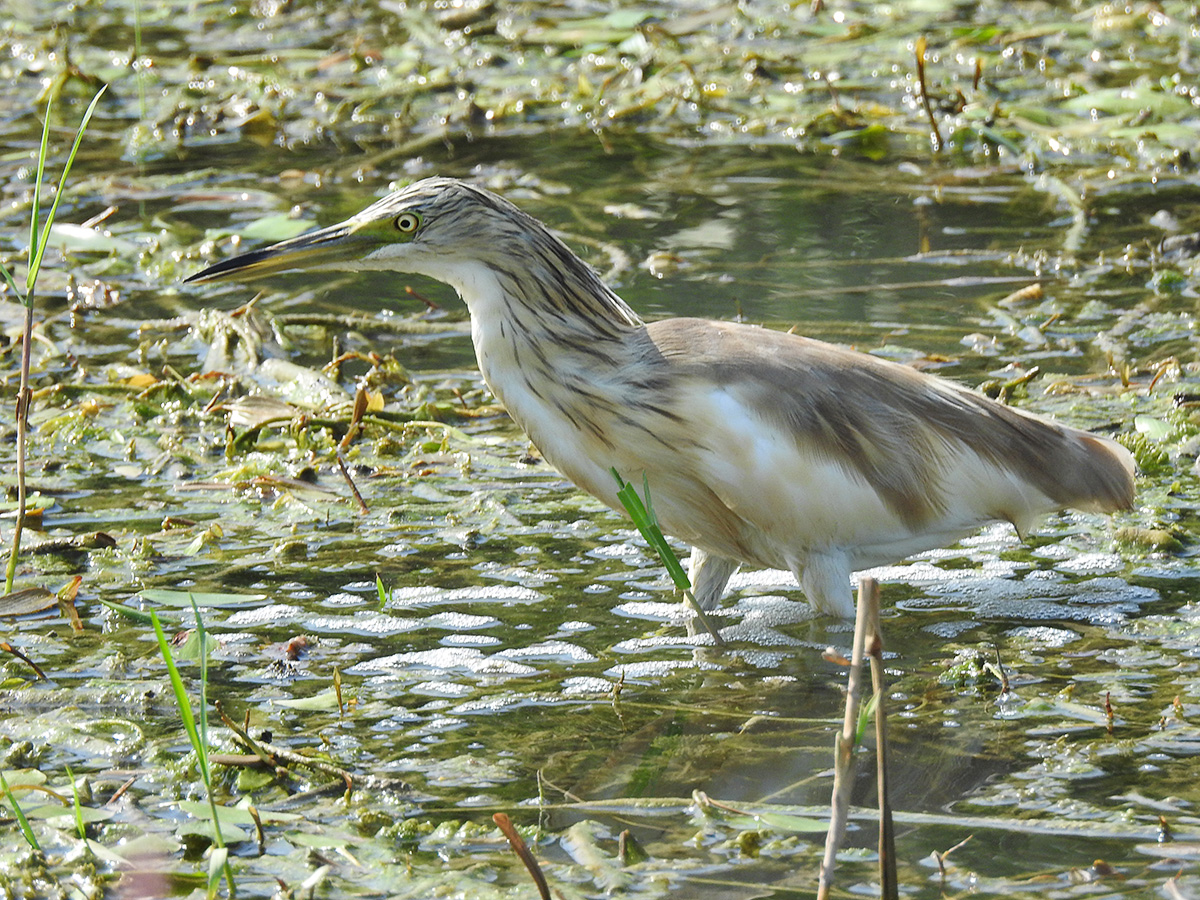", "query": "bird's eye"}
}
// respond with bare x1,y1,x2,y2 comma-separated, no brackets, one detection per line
395,212,421,234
